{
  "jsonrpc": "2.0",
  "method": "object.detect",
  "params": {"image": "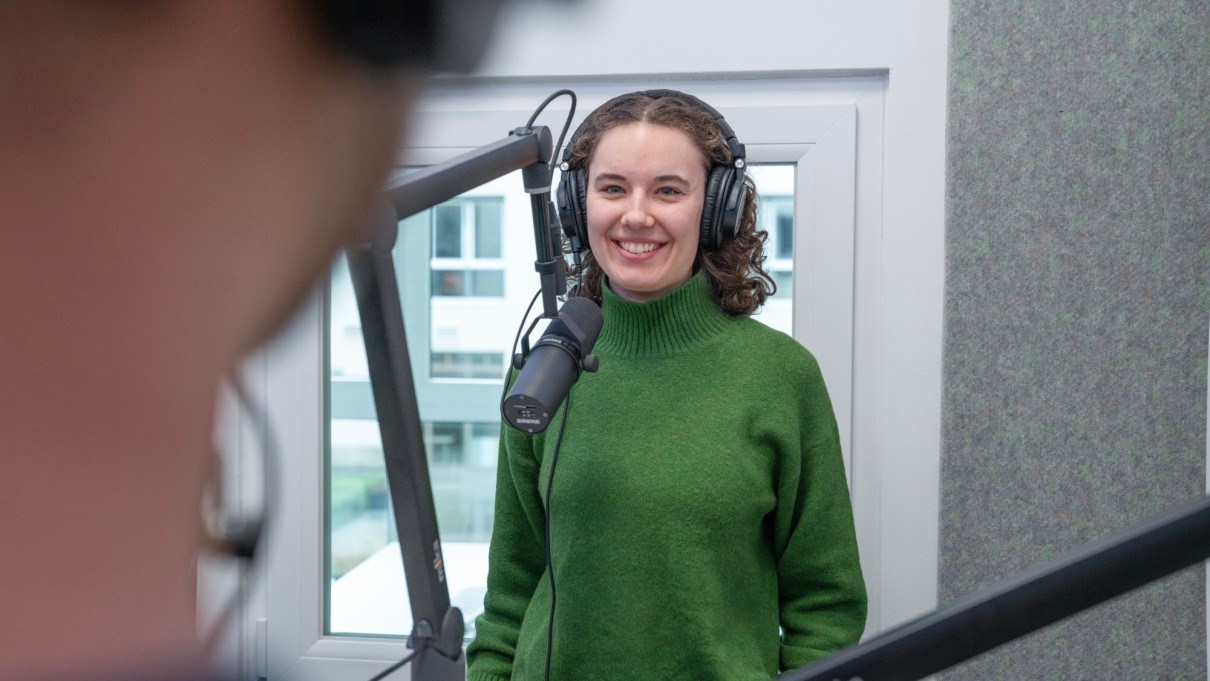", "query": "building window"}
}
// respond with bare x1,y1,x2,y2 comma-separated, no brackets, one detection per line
431,351,506,380
762,193,794,296
431,197,505,297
